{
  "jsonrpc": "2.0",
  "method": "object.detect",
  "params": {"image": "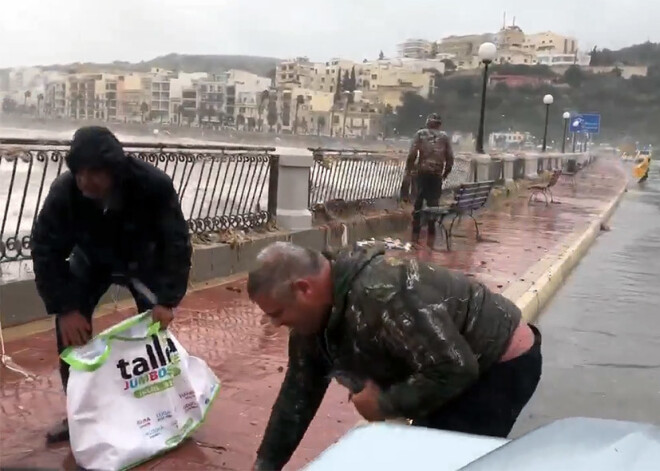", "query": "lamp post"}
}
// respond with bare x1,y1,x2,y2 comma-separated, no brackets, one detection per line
561,111,570,153
475,42,497,154
541,94,554,152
